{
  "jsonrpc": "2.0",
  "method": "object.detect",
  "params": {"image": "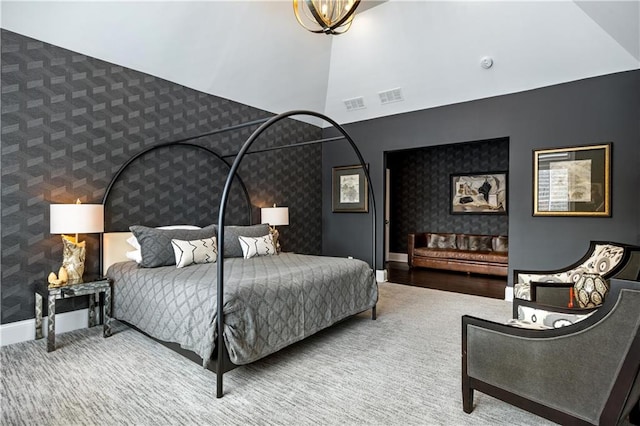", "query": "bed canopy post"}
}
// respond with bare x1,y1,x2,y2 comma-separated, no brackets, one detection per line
216,110,376,398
